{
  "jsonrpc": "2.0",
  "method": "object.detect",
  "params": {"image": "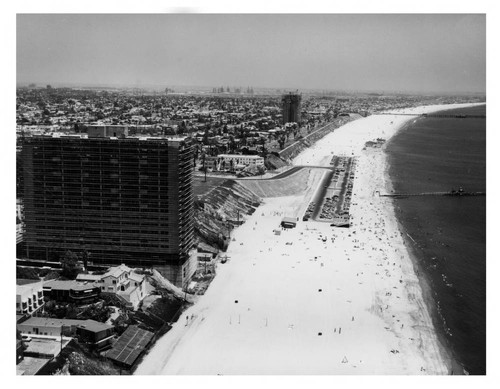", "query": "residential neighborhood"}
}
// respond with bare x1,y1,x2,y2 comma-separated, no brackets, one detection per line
16,253,213,375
